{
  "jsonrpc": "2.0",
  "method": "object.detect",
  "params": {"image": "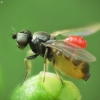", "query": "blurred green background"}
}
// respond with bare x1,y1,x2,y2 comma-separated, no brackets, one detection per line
0,0,100,100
